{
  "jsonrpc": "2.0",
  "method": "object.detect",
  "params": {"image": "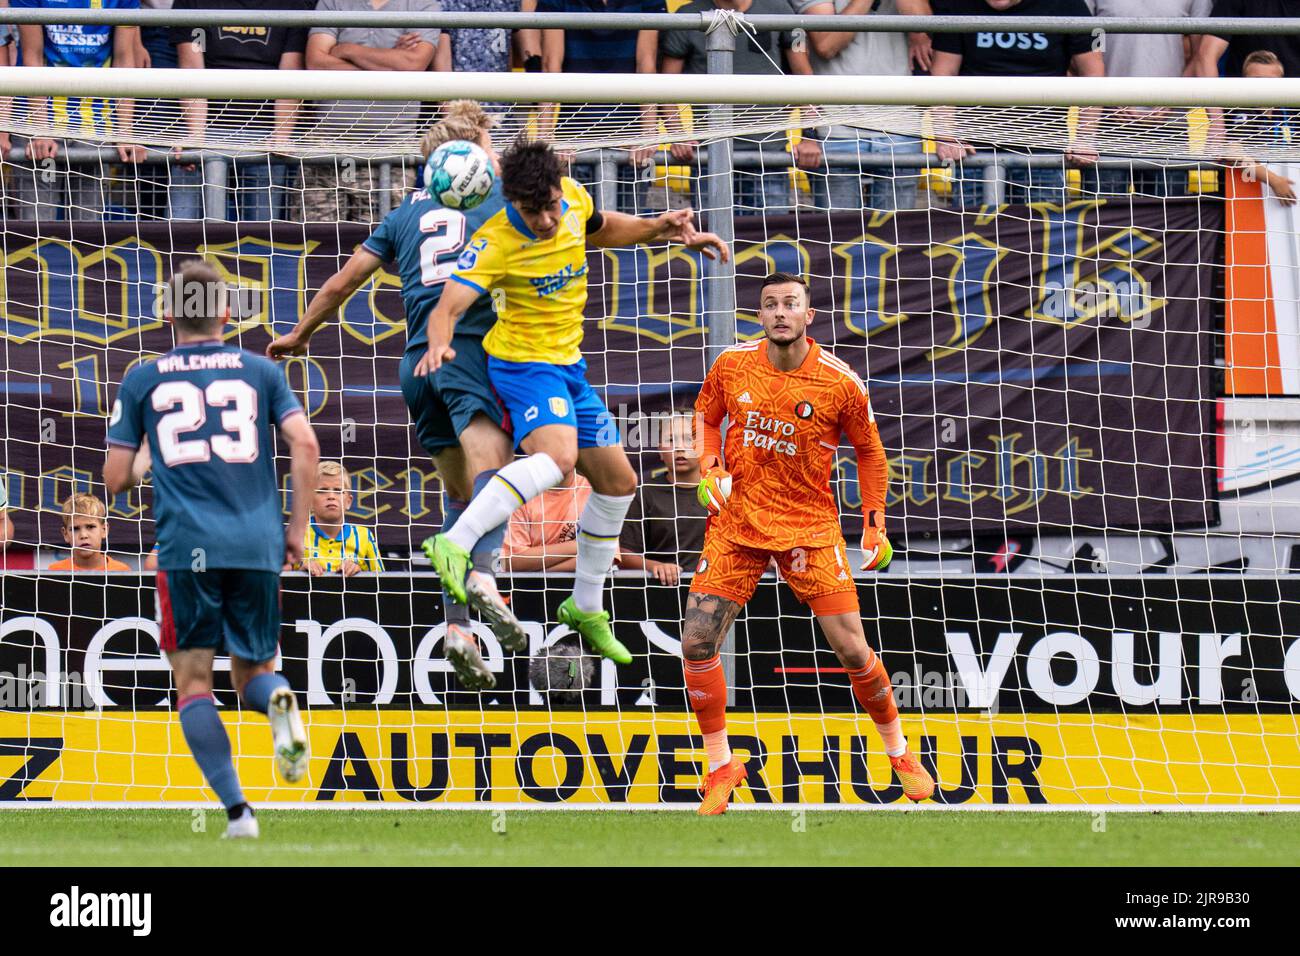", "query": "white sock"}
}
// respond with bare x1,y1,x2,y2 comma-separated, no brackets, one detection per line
446,453,564,552
572,491,634,612
704,730,732,772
